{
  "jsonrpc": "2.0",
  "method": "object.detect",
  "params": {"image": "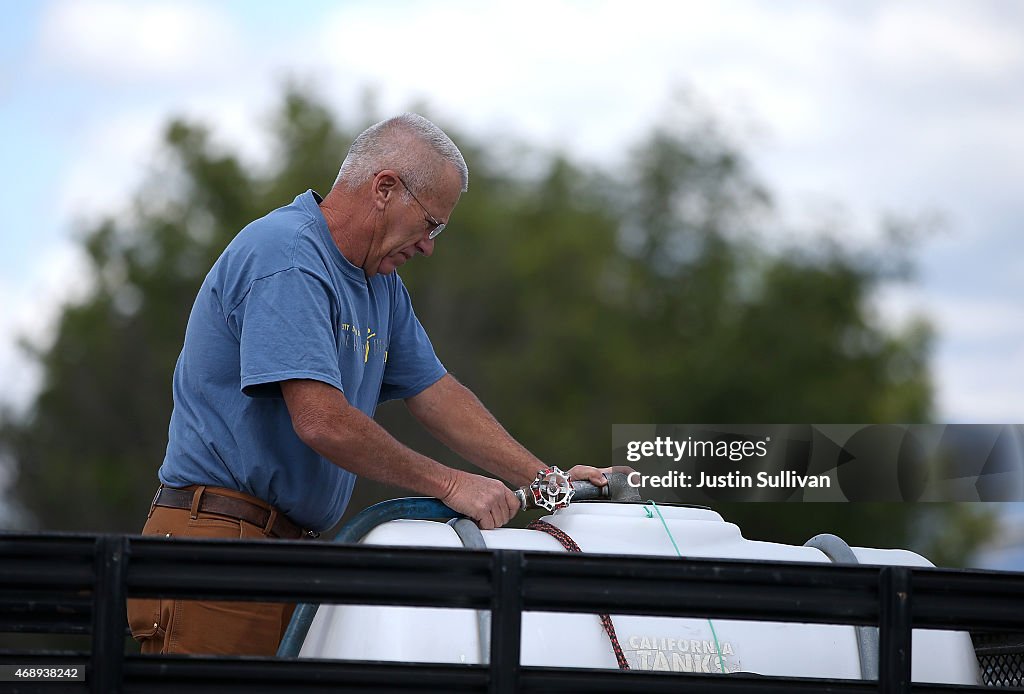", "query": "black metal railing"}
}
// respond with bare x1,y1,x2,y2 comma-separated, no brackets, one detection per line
973,632,1024,688
1,532,1023,693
